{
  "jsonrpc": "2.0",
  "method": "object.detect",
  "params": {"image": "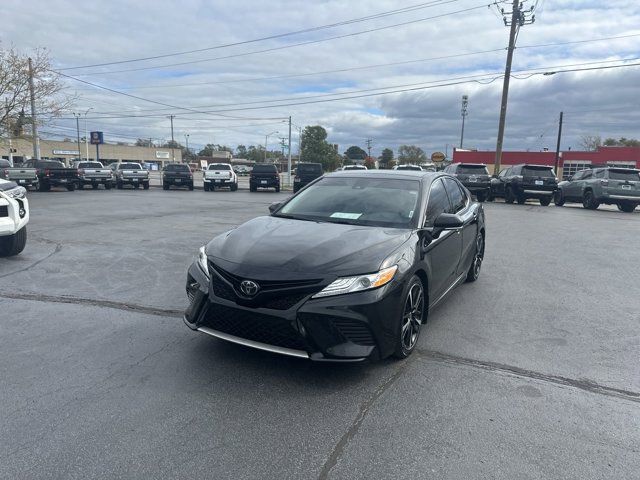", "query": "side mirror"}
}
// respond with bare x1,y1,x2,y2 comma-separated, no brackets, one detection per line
492,174,498,179
433,213,464,230
269,202,283,214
